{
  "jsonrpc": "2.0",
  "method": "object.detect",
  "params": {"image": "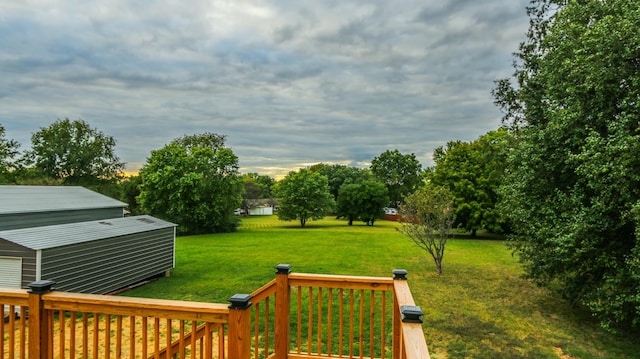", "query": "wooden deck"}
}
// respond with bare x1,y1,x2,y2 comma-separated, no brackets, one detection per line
1,266,429,358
